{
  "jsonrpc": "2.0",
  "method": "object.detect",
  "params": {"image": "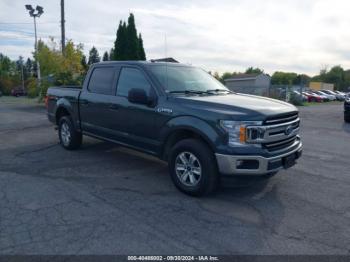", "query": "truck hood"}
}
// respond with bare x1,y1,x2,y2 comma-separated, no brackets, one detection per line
173,93,297,119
